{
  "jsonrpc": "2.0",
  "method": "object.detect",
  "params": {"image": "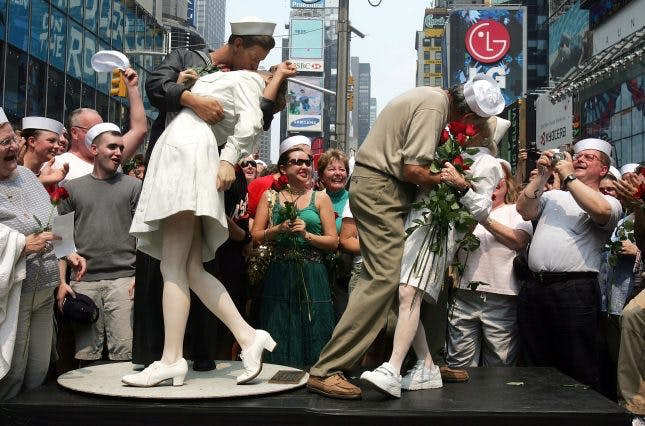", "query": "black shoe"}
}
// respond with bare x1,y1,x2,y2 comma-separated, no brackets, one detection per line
192,359,216,372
